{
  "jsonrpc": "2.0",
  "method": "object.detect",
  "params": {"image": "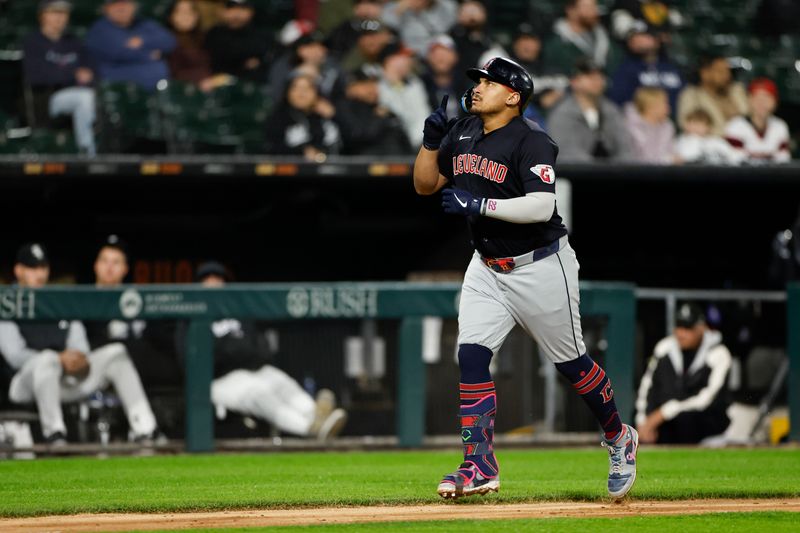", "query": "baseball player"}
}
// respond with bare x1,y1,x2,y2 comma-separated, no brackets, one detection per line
175,262,348,441
413,57,638,500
